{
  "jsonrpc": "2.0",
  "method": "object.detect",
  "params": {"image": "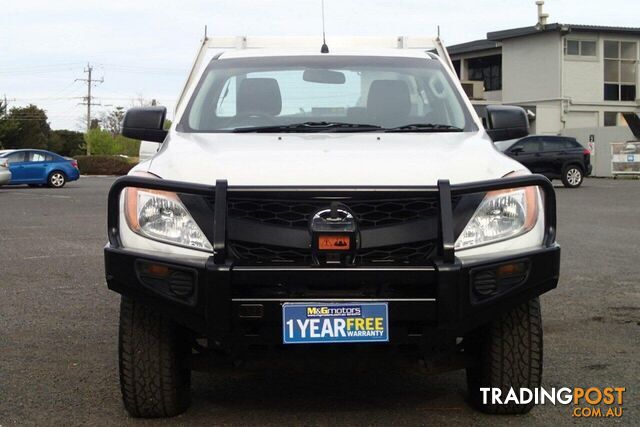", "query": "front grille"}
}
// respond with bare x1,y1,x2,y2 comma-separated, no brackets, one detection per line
229,241,311,265
355,241,436,264
229,240,436,266
228,197,443,228
213,193,454,266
